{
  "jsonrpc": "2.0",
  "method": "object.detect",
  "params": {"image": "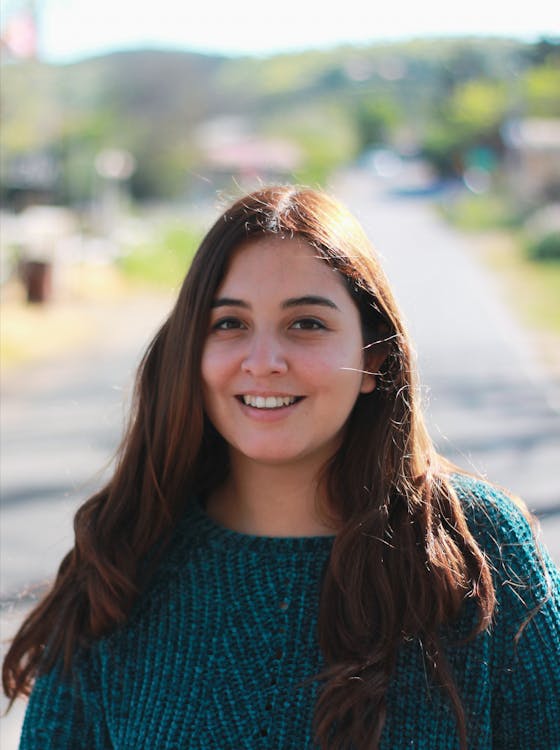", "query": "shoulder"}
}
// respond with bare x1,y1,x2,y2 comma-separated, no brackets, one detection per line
451,472,542,556
450,472,559,623
447,479,560,744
